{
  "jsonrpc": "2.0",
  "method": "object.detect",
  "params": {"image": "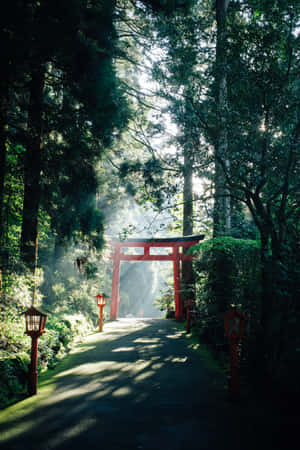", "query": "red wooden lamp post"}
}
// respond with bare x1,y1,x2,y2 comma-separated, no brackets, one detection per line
164,294,172,315
224,307,248,399
25,306,47,396
96,294,106,331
